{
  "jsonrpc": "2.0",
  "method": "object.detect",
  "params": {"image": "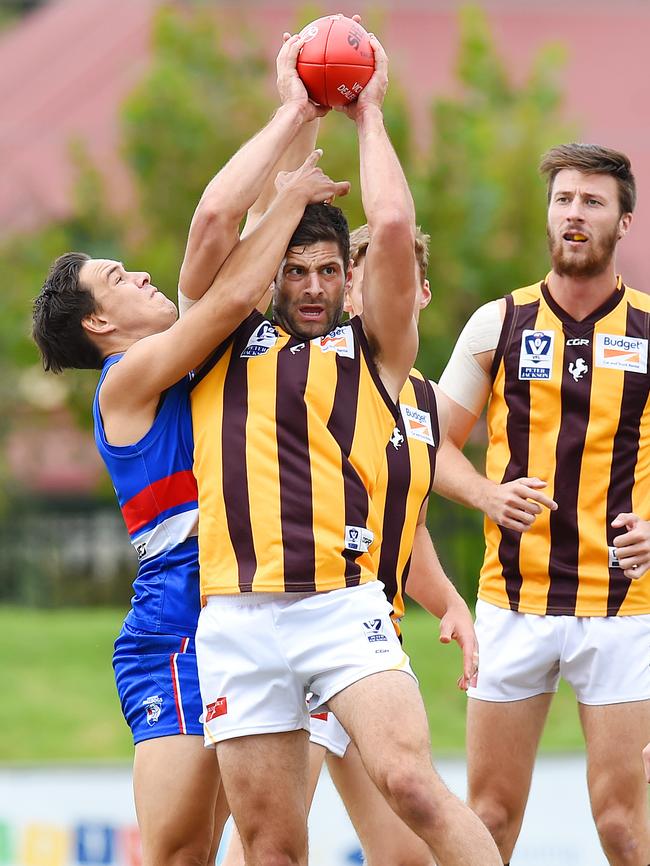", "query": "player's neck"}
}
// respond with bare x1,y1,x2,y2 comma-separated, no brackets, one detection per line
546,263,619,322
